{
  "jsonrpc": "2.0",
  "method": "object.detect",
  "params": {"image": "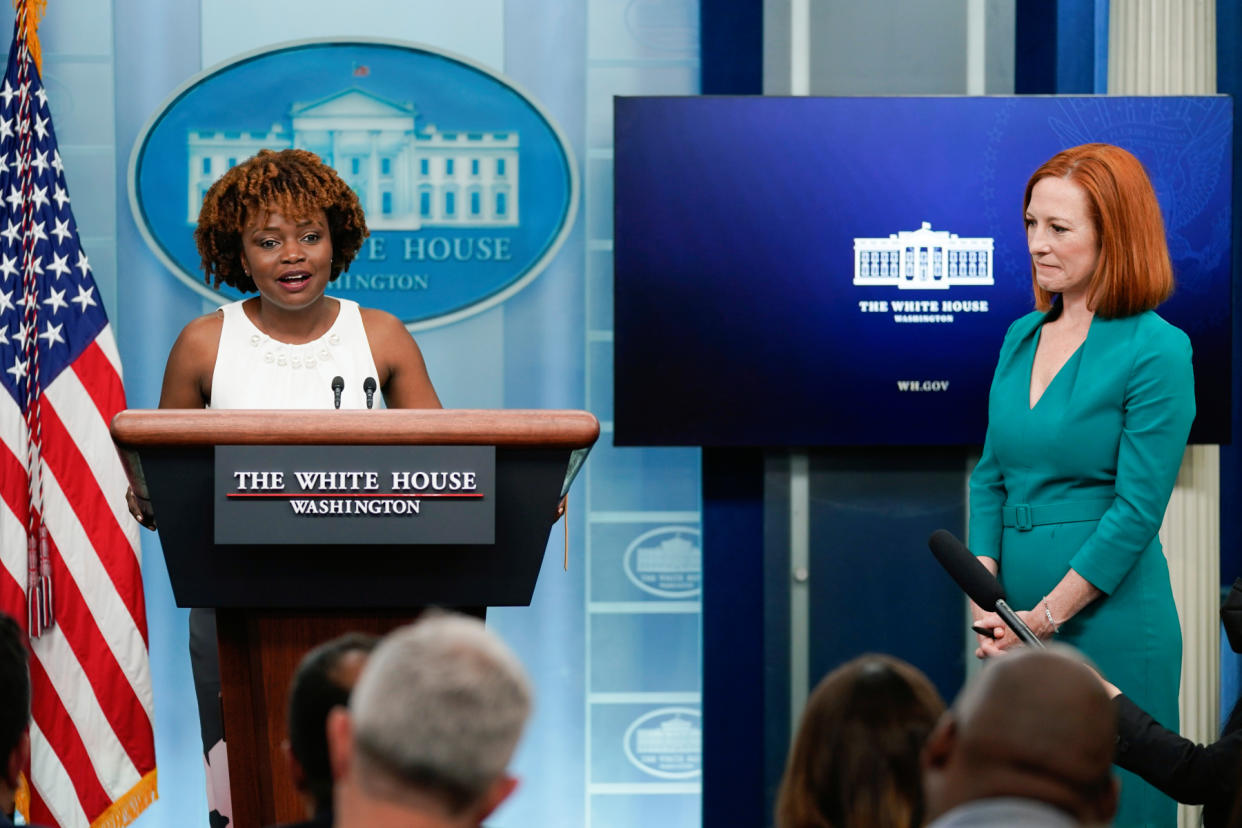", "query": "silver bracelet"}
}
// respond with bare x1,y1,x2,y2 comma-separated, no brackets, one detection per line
1042,597,1061,635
